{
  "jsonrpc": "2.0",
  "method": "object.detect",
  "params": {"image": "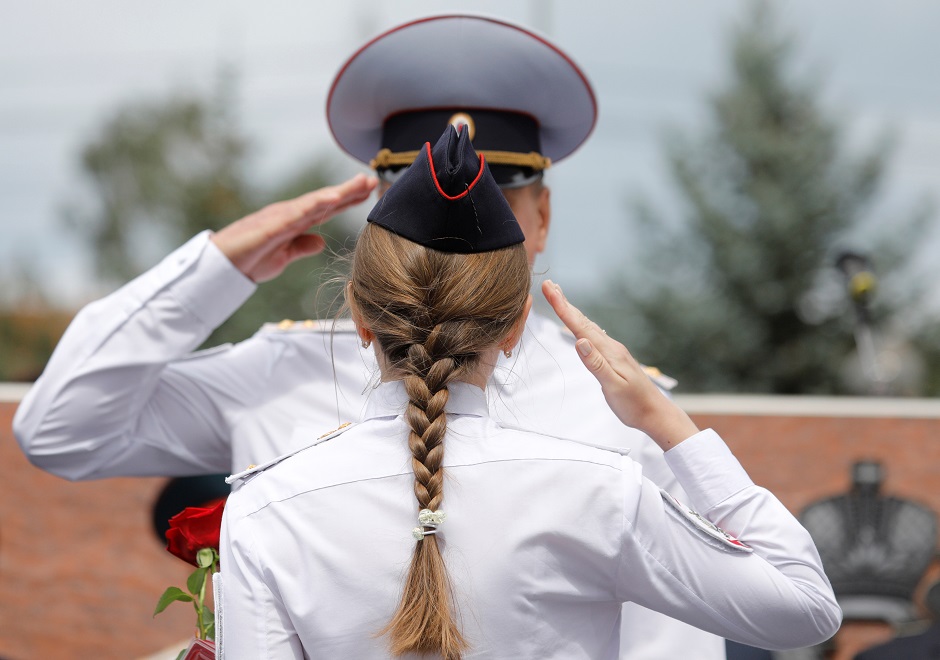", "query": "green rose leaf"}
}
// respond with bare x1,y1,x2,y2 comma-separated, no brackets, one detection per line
174,650,186,660
201,606,216,640
154,586,194,616
187,566,208,595
196,547,215,569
